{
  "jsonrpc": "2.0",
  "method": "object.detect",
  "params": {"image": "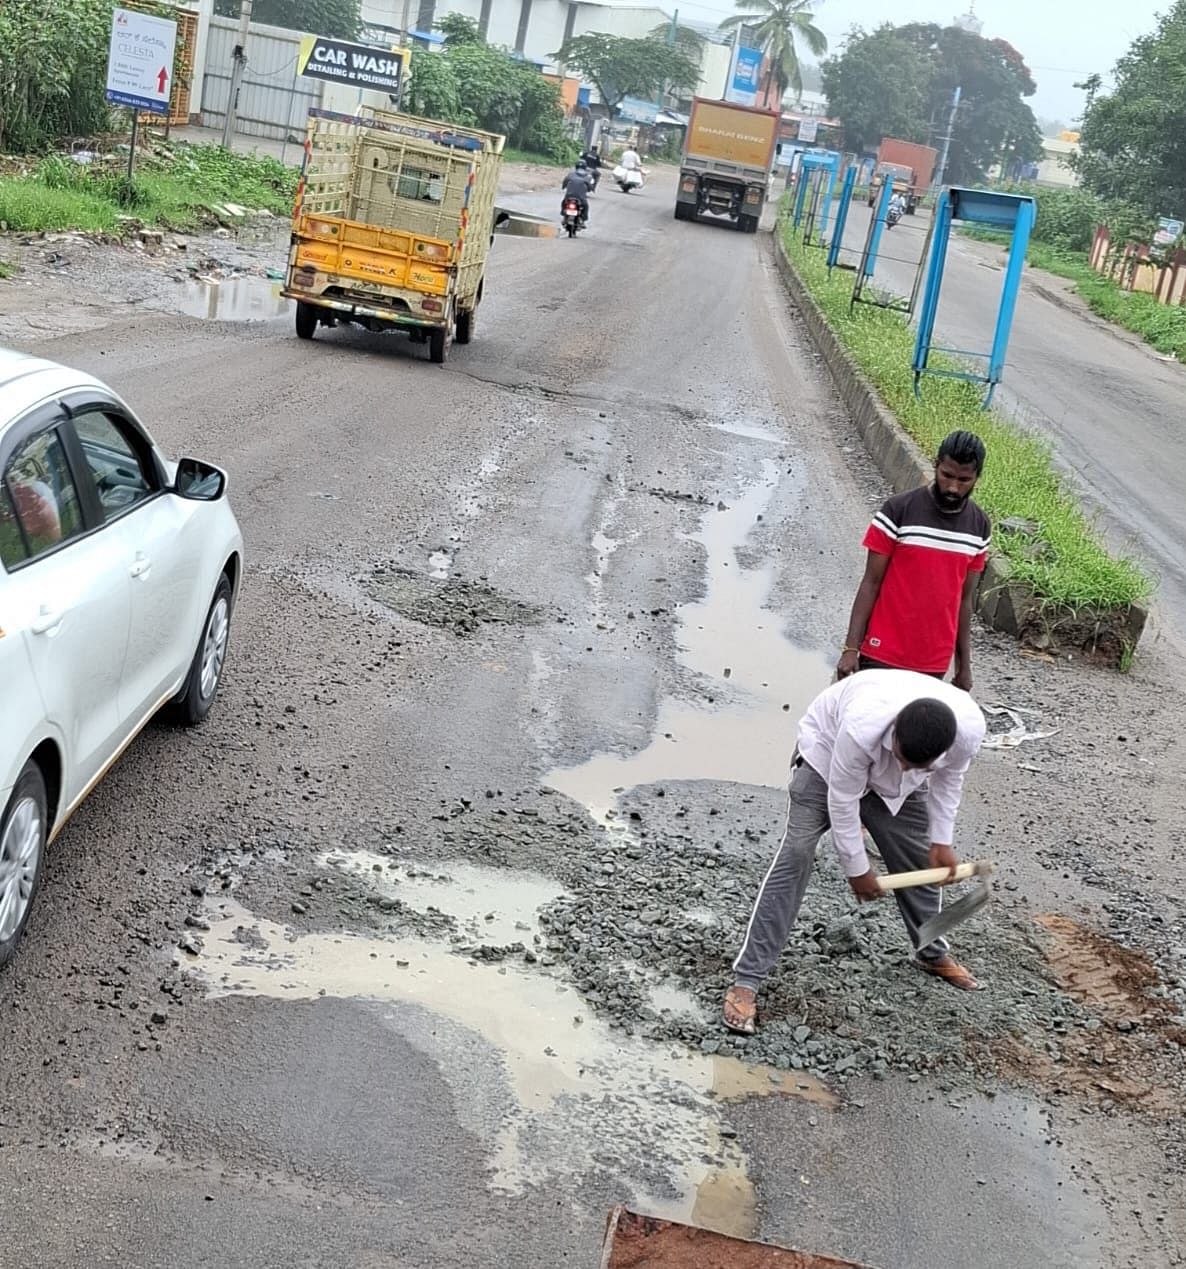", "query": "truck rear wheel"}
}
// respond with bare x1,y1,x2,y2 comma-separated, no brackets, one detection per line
295,302,318,340
738,214,759,234
455,309,474,345
674,203,694,221
429,327,449,364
